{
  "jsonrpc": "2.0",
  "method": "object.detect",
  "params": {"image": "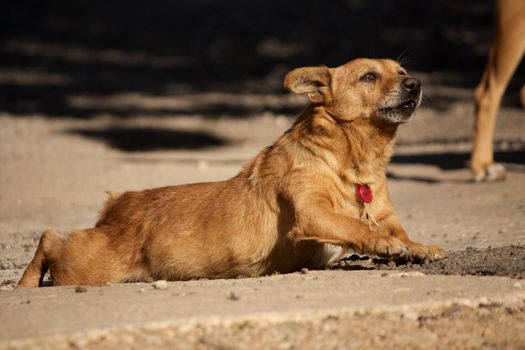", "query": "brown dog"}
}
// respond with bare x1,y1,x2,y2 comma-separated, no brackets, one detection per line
17,58,445,288
471,0,525,181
